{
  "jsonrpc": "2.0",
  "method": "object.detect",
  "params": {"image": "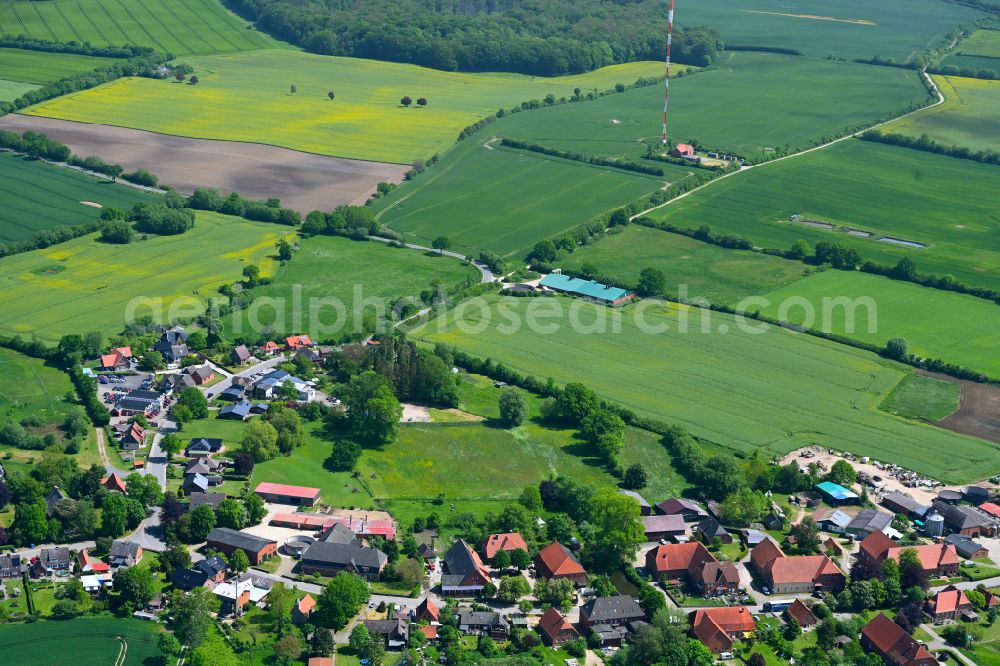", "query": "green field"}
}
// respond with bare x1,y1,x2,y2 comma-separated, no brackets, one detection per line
0,347,76,426
677,0,987,61
223,235,479,341
0,211,290,341
880,374,961,423
0,47,116,84
25,49,671,164
481,52,929,161
0,616,163,665
0,151,157,243
0,0,278,55
942,53,1000,72
412,295,999,484
0,78,35,102
758,270,1000,376
886,75,1000,150
956,29,1000,58
561,225,809,306
376,140,670,258
653,139,1000,291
